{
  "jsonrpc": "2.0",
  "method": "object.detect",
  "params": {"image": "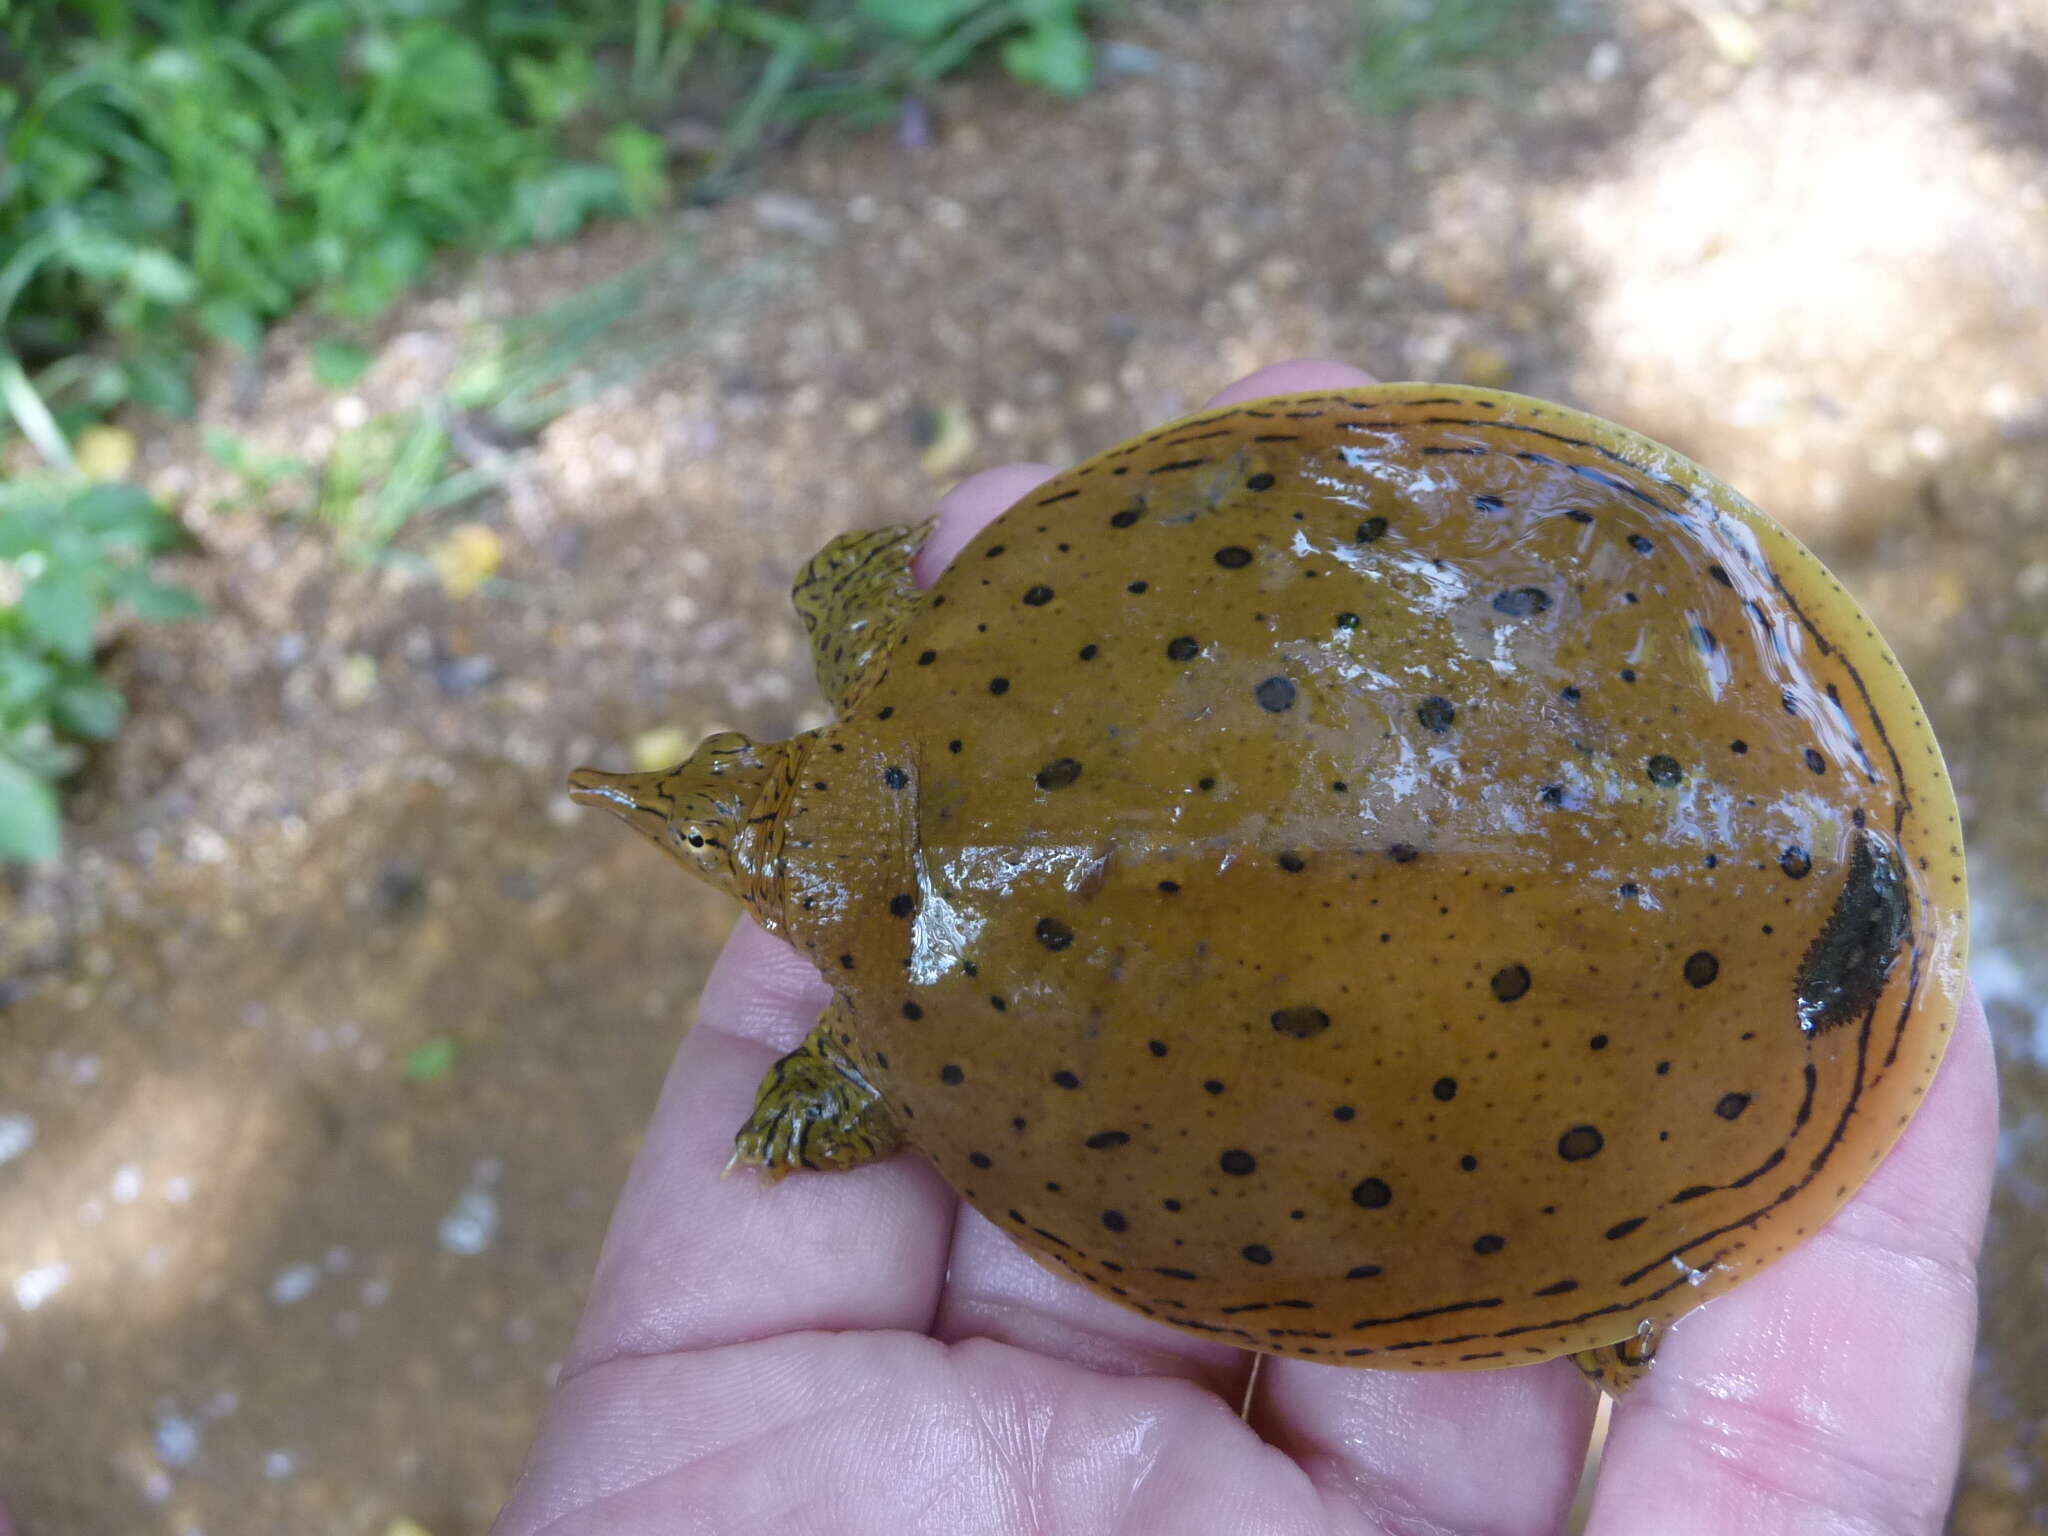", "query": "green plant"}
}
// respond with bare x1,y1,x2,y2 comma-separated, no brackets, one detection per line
1352,0,1581,114
0,476,201,861
0,1,1113,455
